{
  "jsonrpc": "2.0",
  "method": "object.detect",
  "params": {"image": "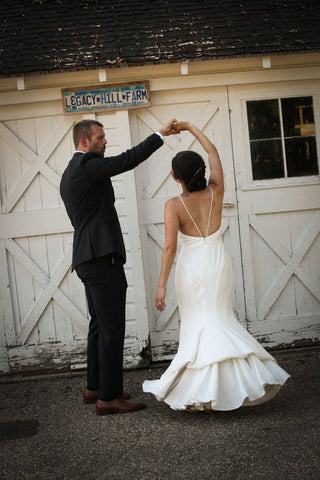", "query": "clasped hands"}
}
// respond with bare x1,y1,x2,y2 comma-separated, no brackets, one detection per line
158,119,191,137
